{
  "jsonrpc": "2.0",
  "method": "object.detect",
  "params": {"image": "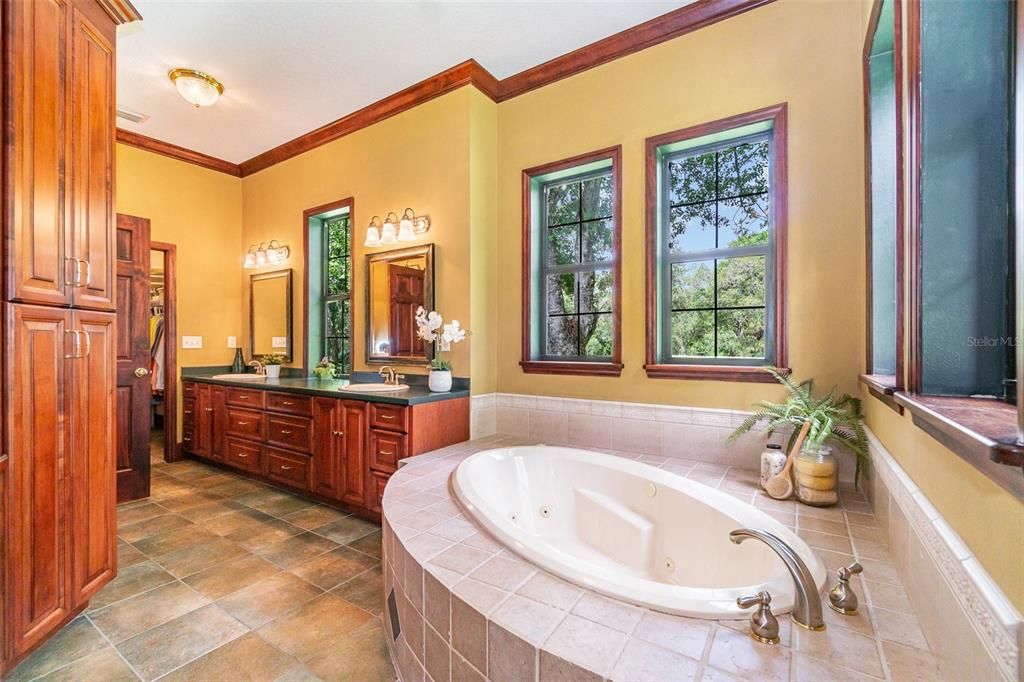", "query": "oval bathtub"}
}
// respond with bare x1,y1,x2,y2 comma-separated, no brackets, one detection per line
451,445,827,619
